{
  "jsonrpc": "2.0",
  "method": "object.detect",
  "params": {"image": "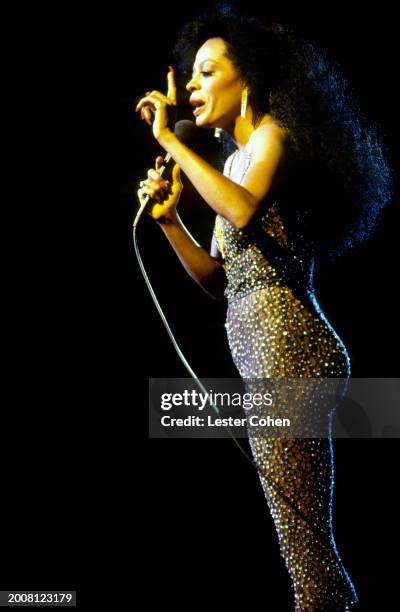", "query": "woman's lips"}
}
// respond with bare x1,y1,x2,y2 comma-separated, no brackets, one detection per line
193,104,206,116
